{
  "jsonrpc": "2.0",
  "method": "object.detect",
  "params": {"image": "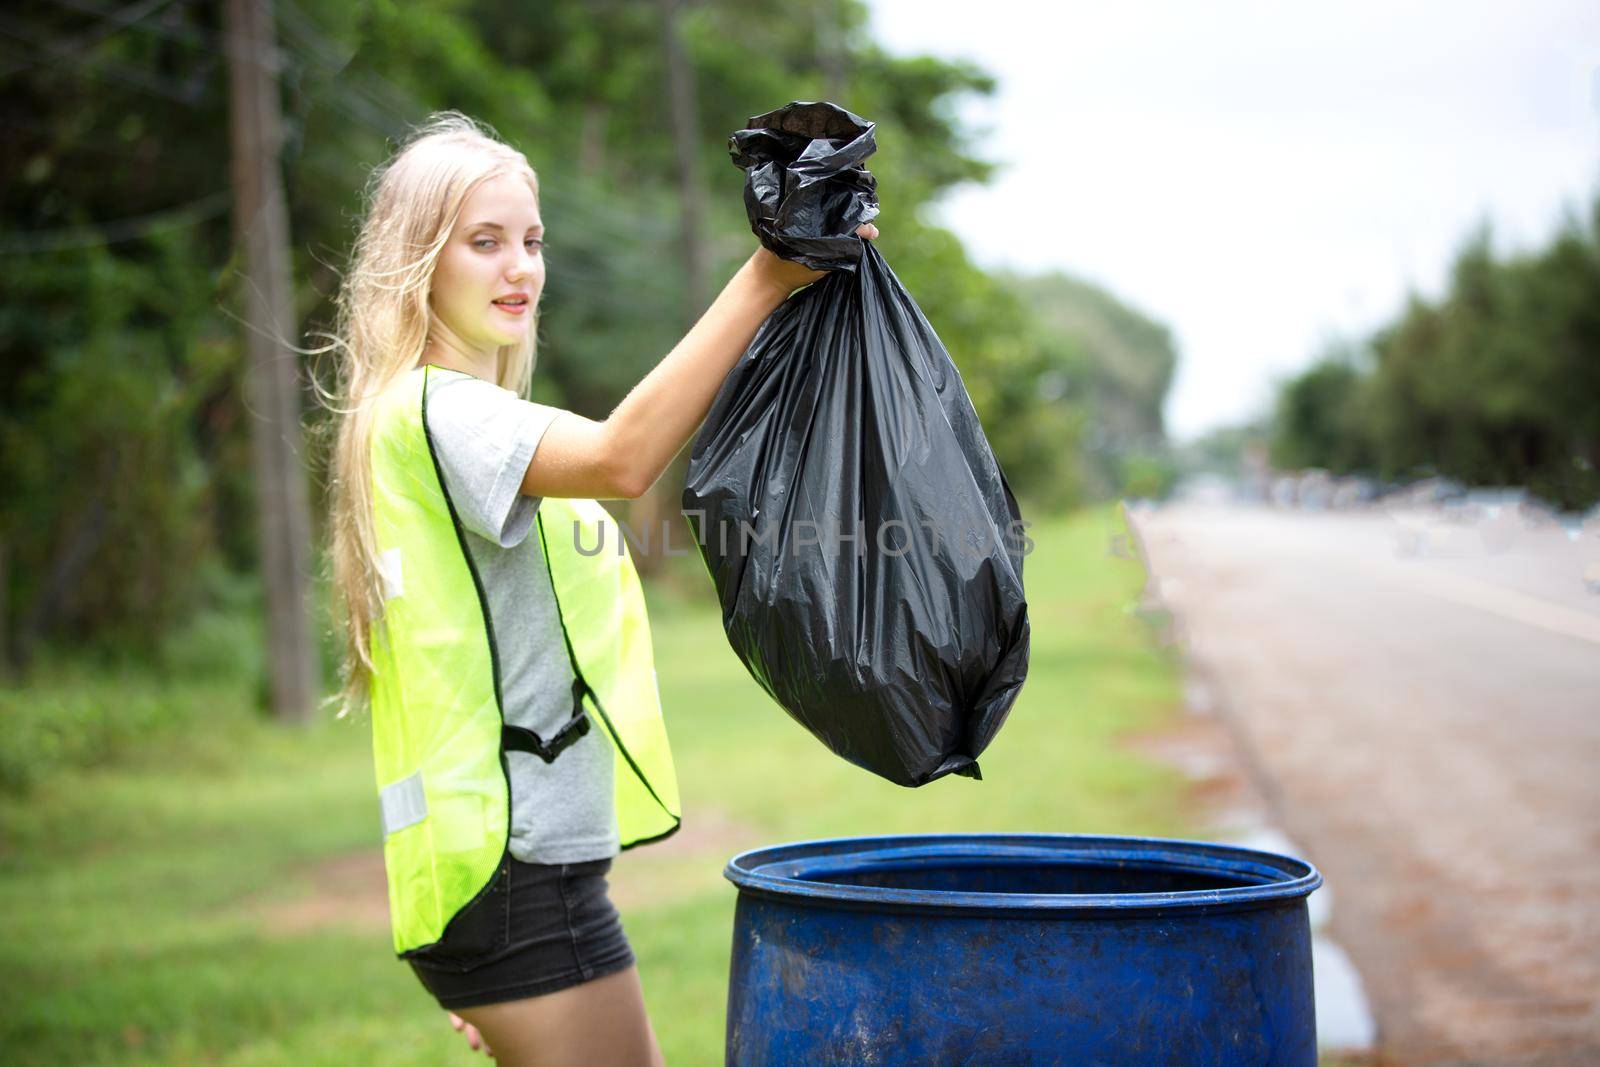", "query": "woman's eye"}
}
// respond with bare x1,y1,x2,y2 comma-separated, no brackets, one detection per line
471,238,543,251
